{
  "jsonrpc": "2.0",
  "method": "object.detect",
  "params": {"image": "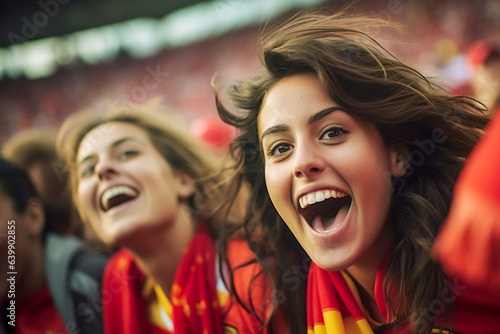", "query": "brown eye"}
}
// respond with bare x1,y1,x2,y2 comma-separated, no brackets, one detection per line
321,126,348,140
268,141,292,157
